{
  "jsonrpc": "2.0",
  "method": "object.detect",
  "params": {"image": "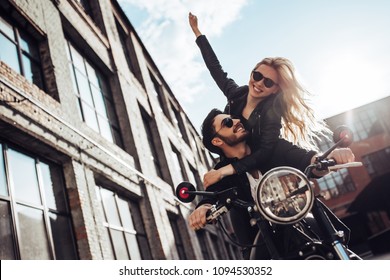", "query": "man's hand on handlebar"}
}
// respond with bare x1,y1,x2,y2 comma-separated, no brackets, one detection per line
189,204,212,231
